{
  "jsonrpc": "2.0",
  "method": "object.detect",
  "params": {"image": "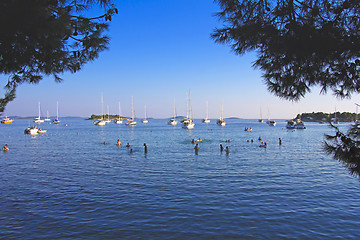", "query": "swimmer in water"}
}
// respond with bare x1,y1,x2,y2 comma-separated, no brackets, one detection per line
198,138,202,142
220,144,224,152
130,148,133,153
260,142,267,148
225,146,229,154
2,144,9,151
258,137,262,141
126,143,130,148
103,141,107,145
279,138,282,145
116,139,121,146
192,139,196,144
